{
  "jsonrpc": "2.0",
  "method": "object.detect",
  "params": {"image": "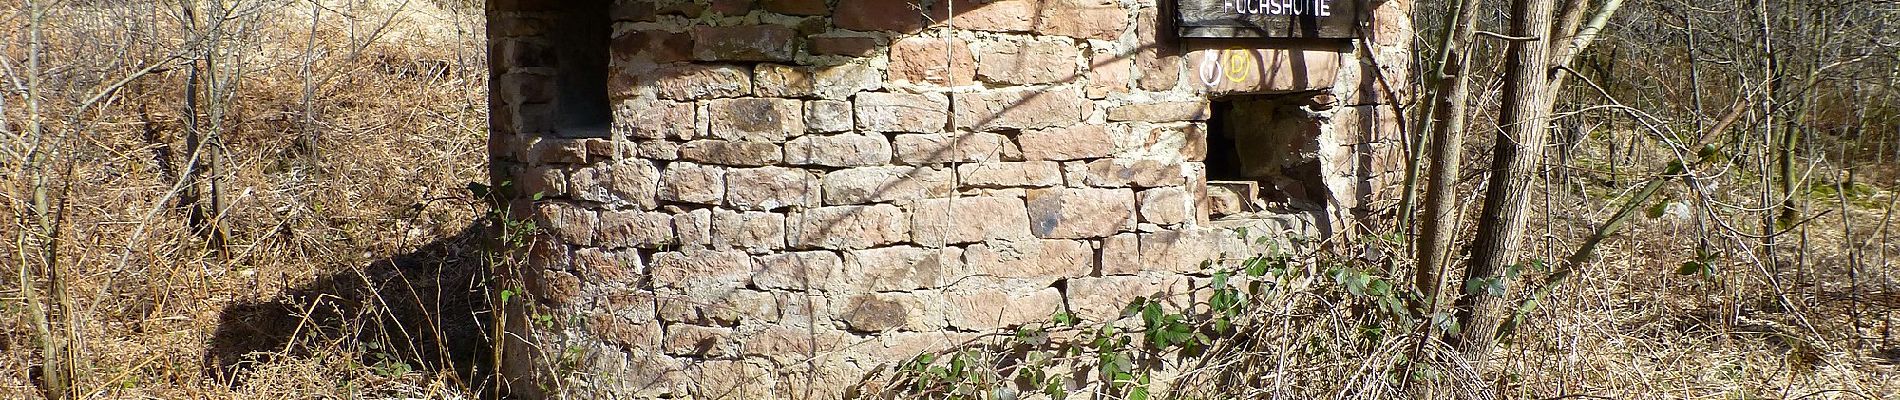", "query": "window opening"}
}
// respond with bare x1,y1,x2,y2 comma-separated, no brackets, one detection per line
551,0,611,137
1205,94,1329,217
